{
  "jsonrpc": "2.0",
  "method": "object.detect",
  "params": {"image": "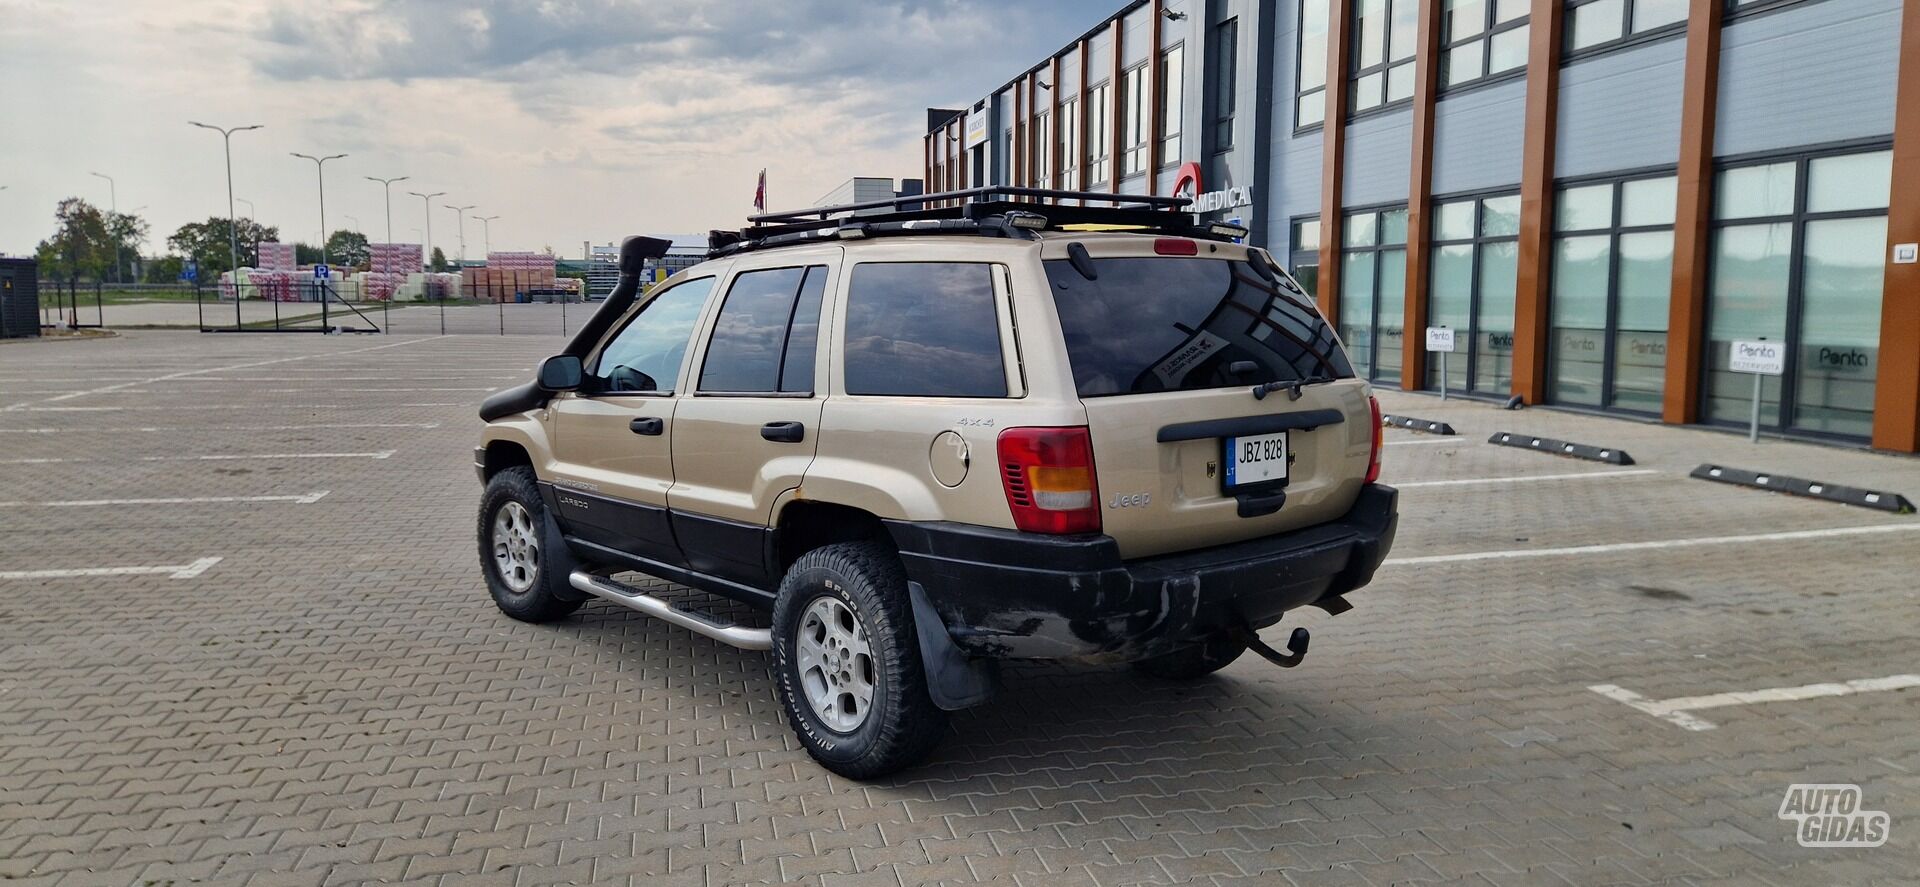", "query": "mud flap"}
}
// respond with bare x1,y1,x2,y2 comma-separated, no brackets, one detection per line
908,581,999,710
